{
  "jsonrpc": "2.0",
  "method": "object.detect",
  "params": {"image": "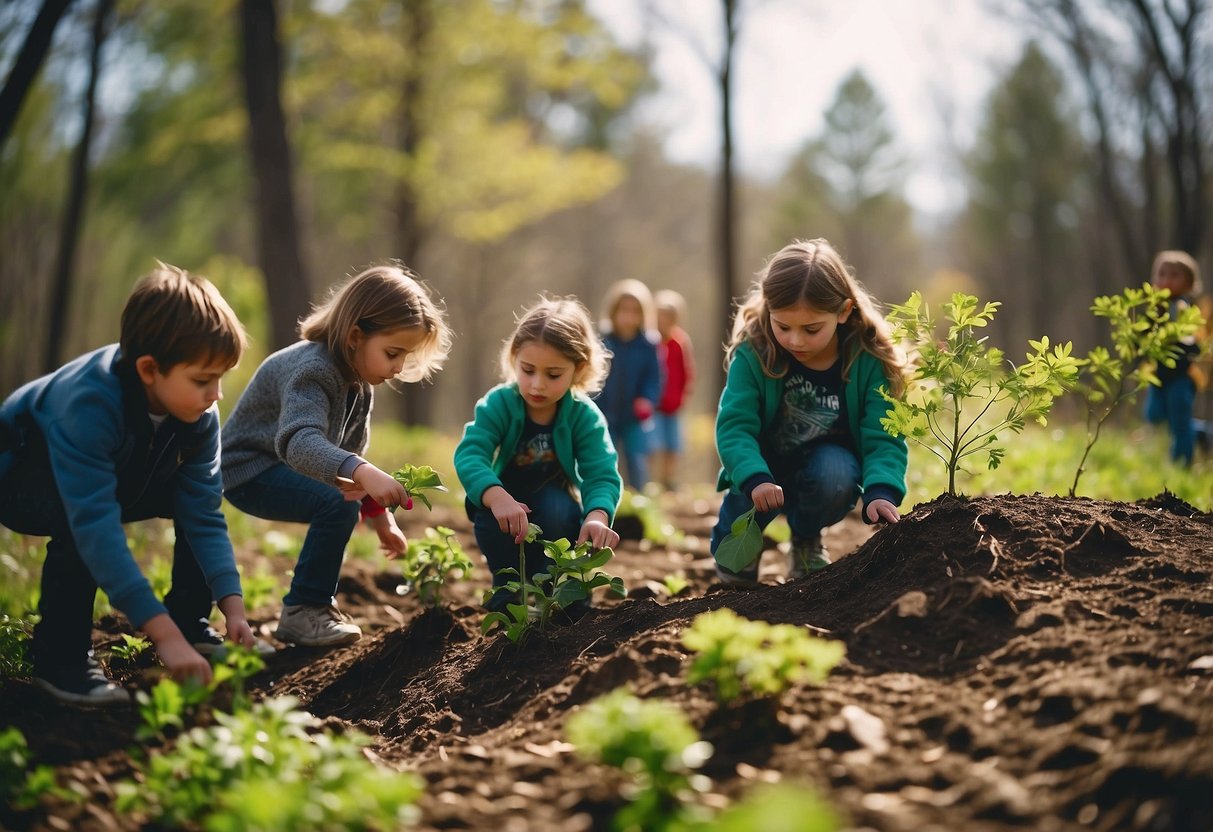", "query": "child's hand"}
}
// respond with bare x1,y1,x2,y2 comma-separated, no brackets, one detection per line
216,595,257,649
577,511,619,550
353,463,409,509
336,475,368,502
632,398,654,422
866,499,900,524
750,482,784,513
159,637,213,685
374,513,408,558
484,486,531,543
